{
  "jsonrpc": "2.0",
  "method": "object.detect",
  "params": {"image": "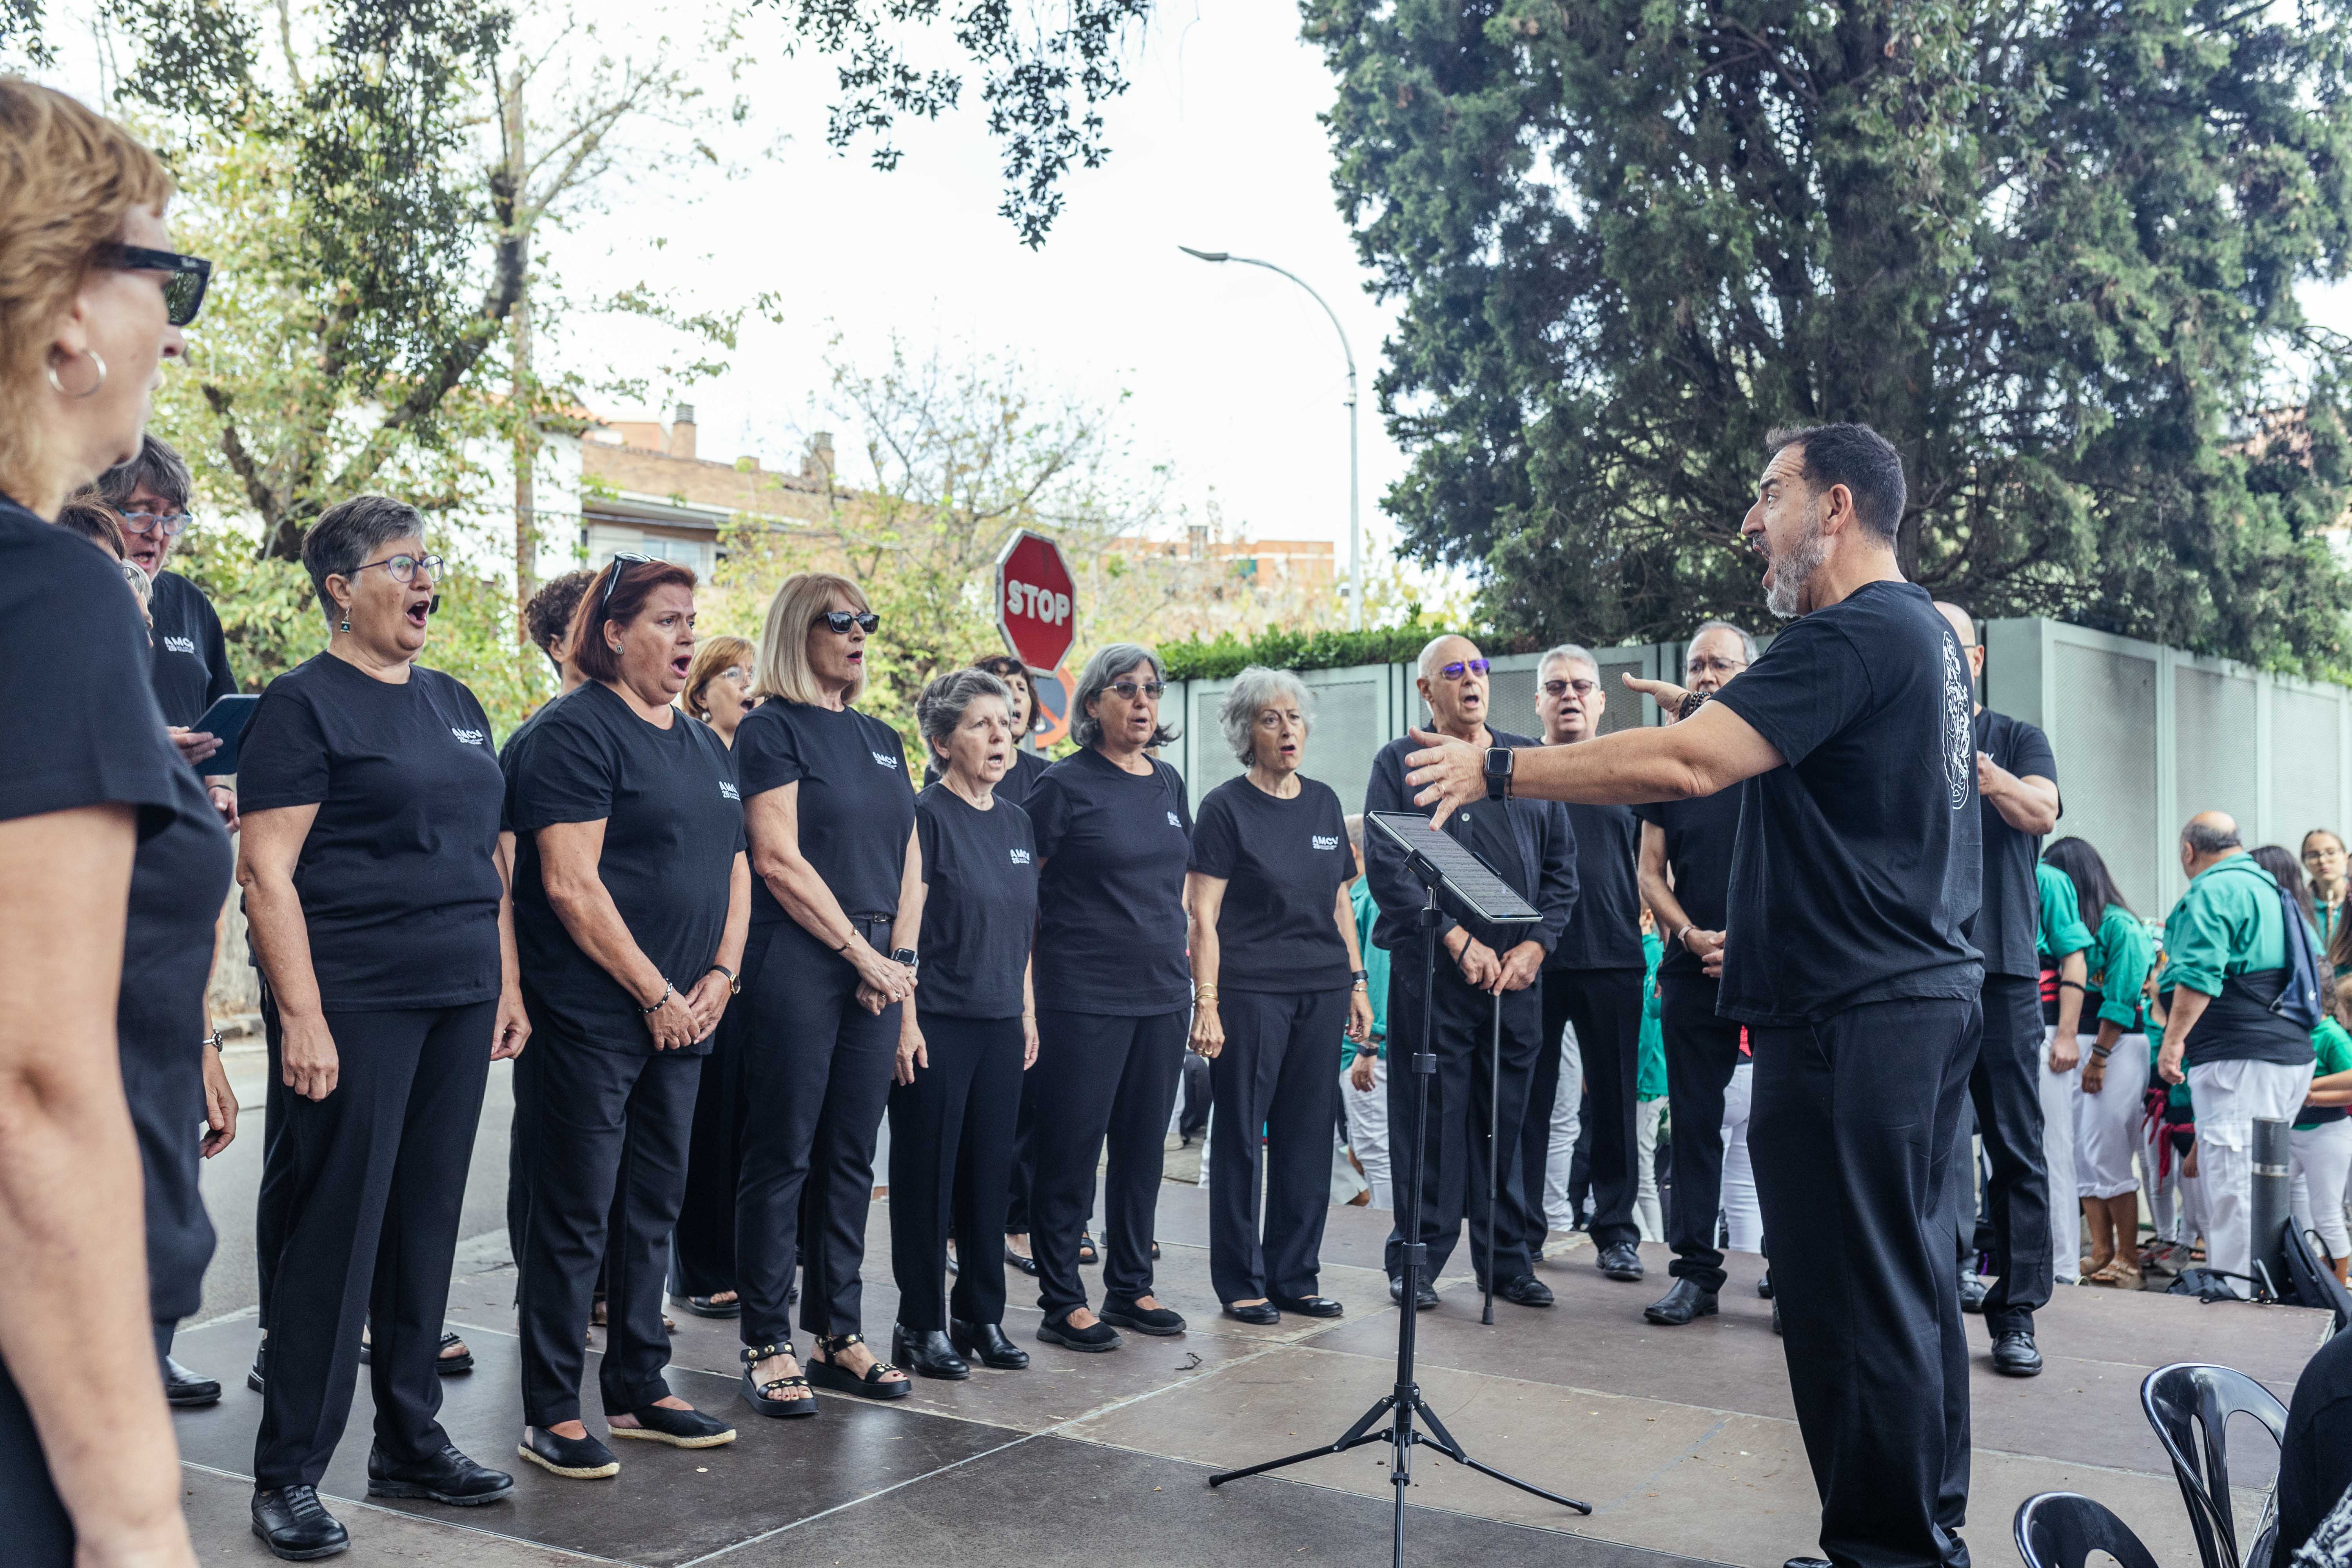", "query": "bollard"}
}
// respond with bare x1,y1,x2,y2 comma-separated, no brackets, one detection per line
2249,1116,2294,1301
